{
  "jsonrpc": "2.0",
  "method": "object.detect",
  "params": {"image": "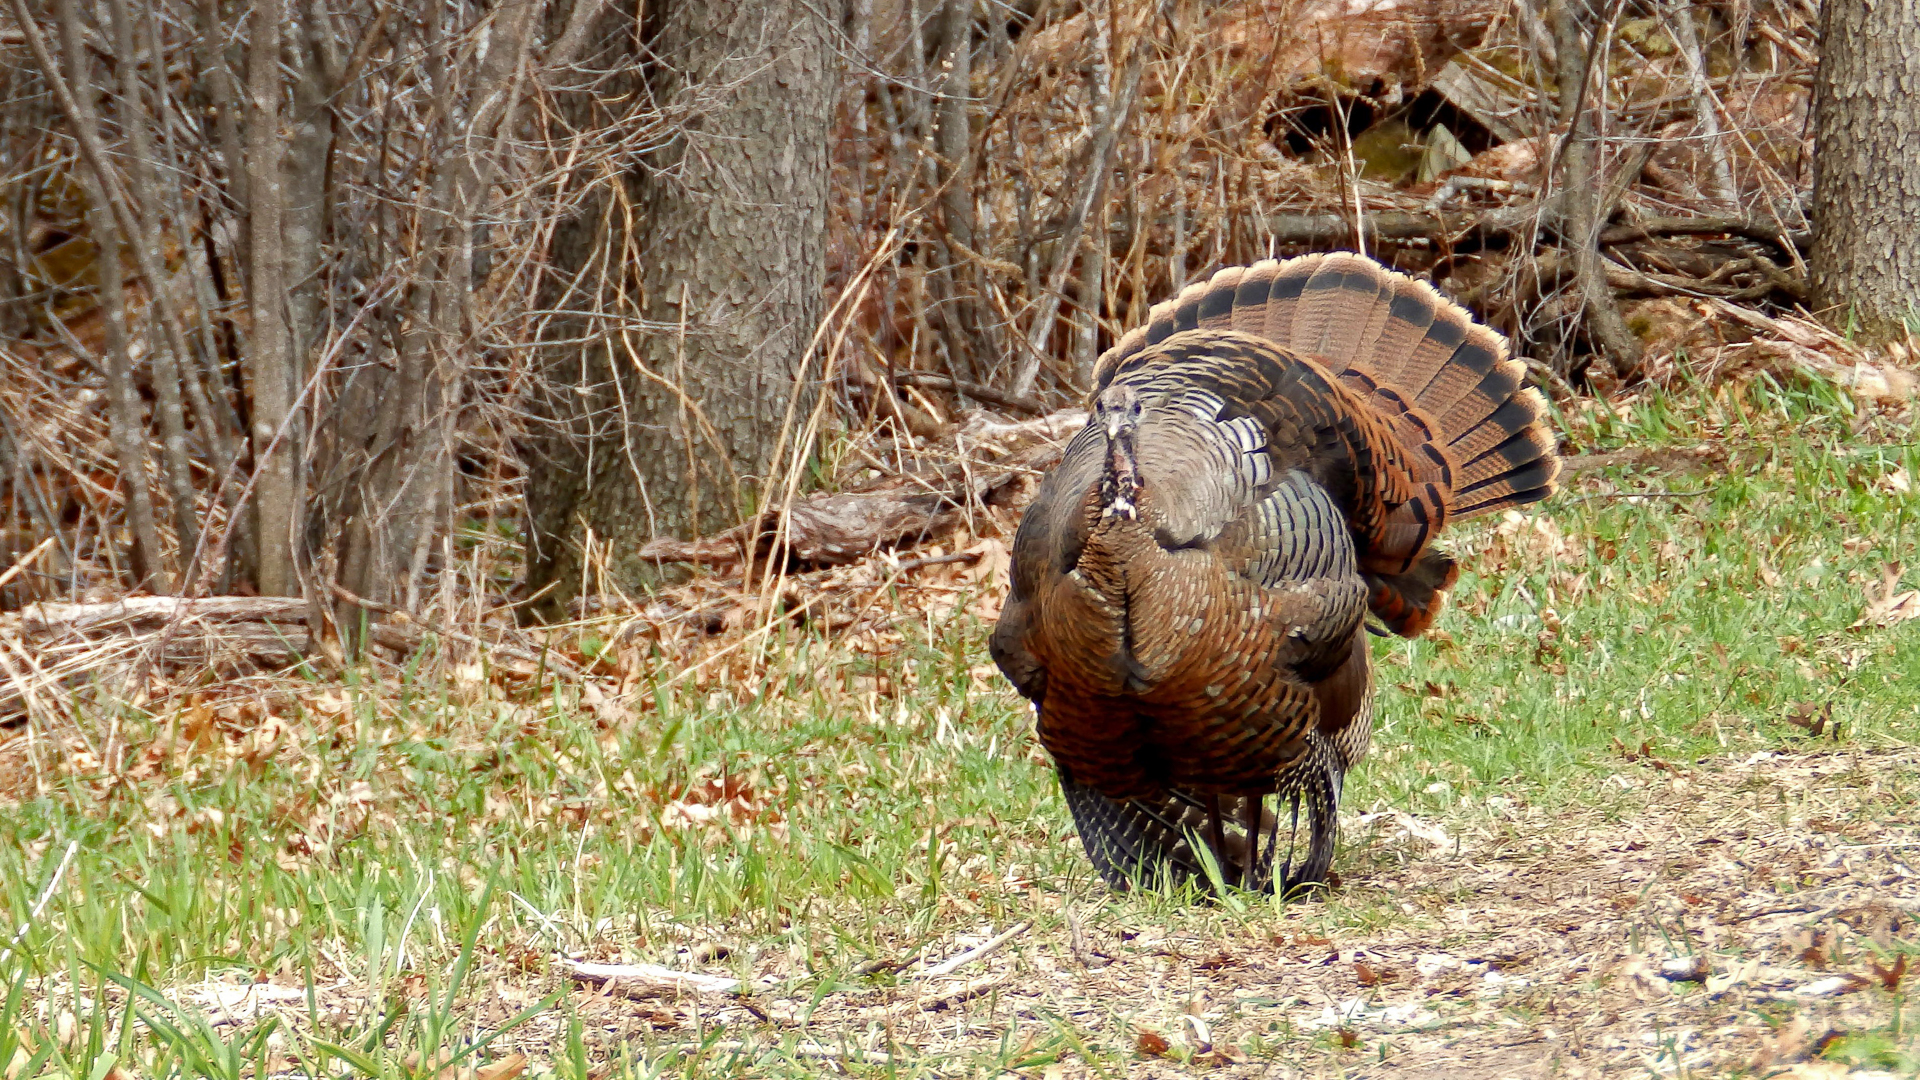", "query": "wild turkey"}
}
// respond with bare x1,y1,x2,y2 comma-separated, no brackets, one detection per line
990,252,1560,892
